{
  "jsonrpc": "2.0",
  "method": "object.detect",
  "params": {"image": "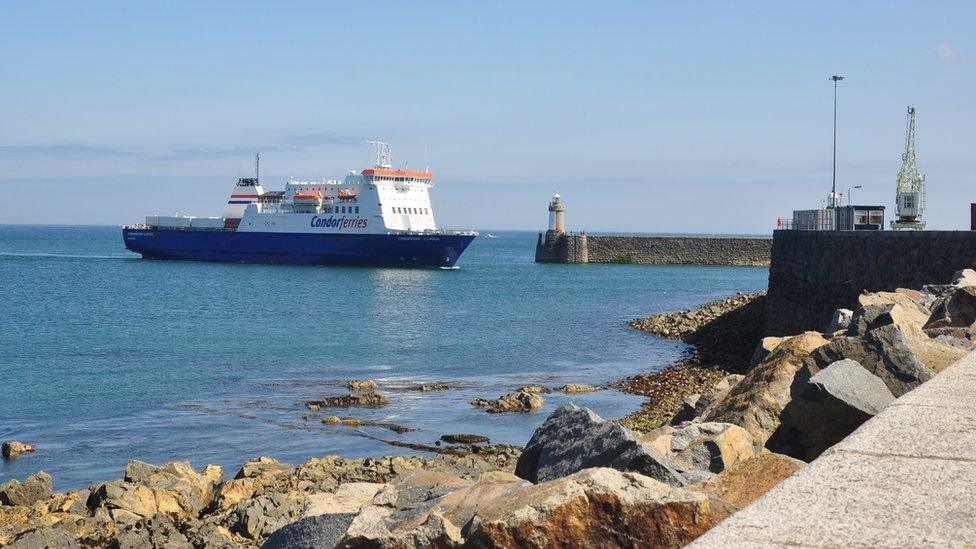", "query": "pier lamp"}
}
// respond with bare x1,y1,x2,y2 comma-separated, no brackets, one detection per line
847,185,862,205
829,75,845,208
